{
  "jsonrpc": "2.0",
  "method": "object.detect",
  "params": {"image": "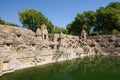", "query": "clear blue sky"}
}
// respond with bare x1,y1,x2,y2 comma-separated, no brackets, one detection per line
0,0,120,28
